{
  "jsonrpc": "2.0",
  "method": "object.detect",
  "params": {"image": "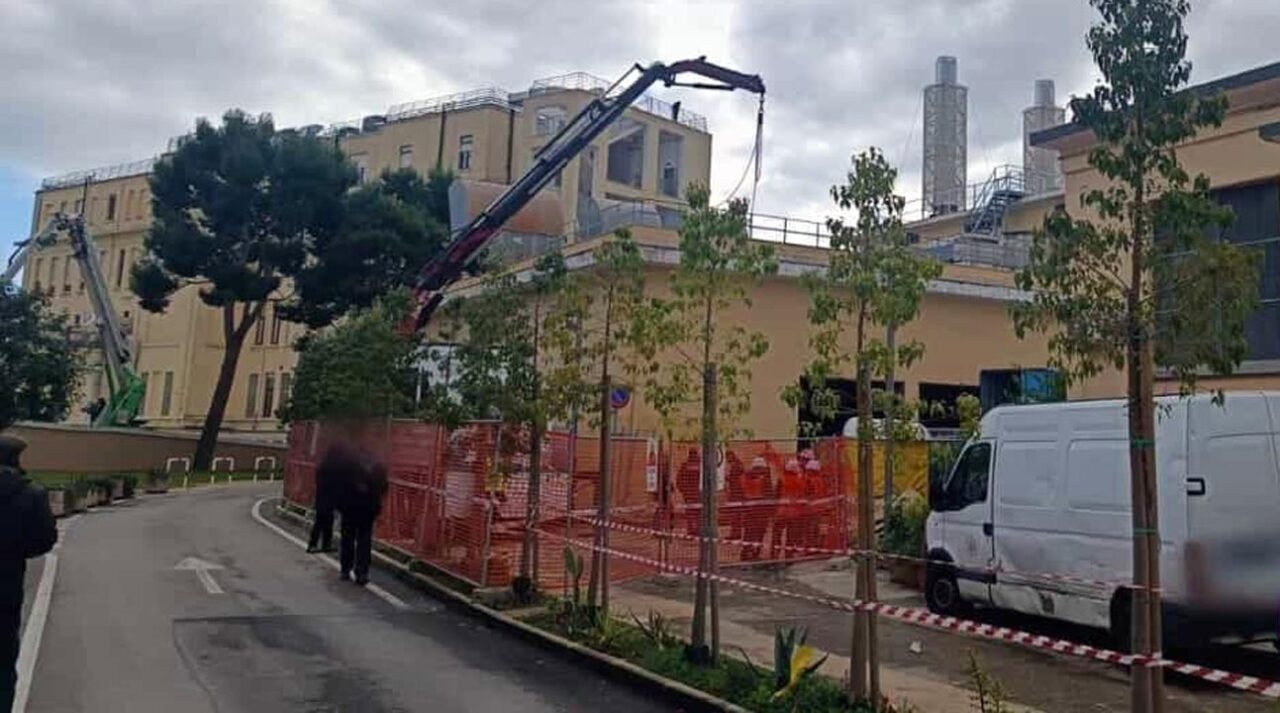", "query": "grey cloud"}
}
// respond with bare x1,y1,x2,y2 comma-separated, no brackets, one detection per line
1,0,1276,232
